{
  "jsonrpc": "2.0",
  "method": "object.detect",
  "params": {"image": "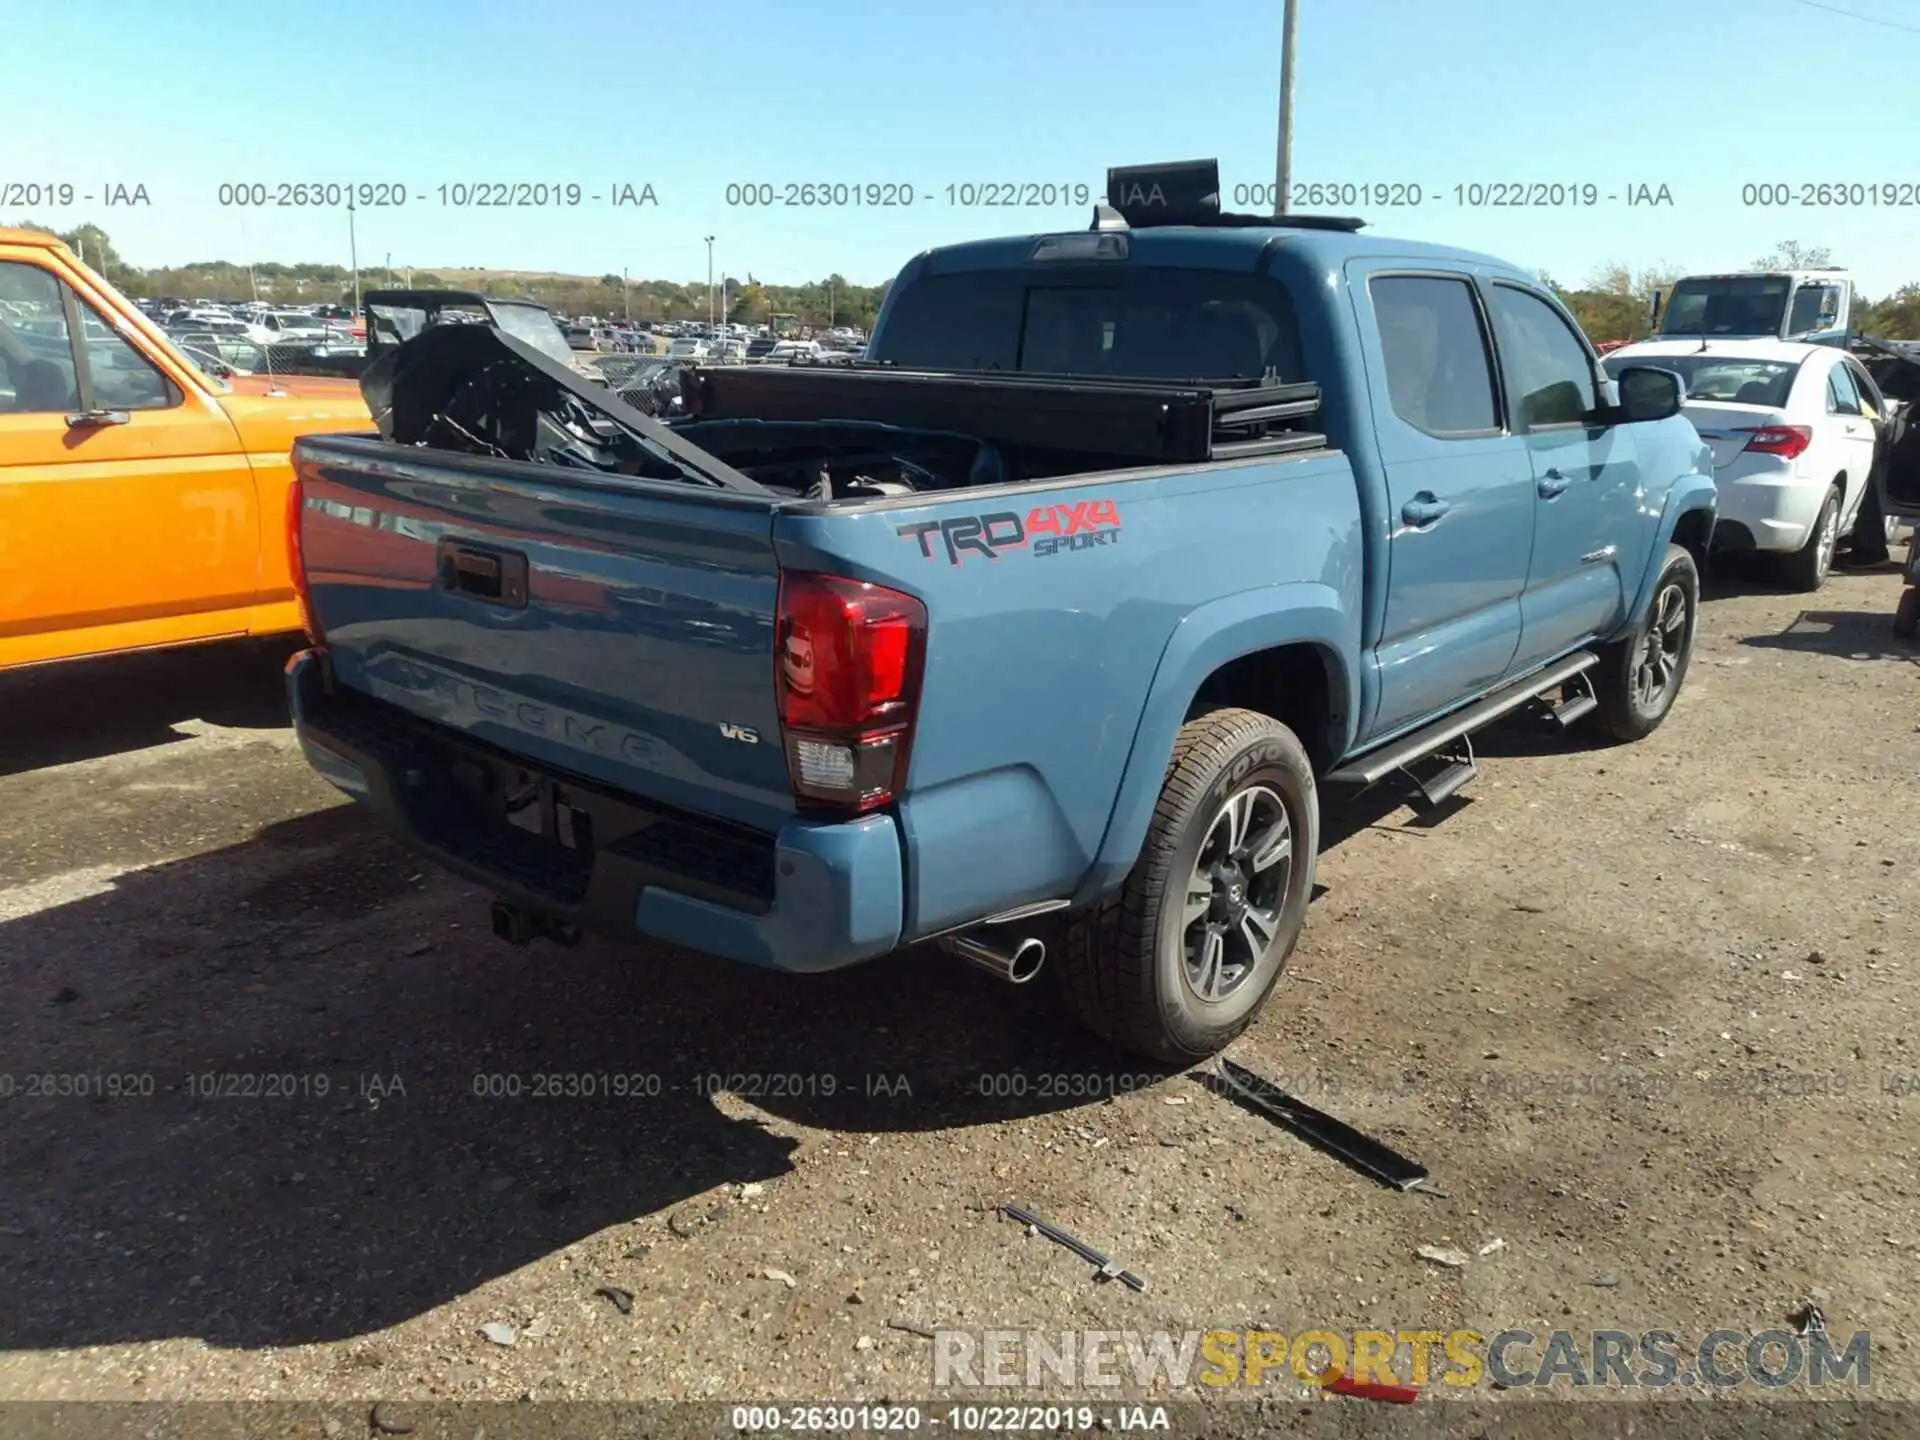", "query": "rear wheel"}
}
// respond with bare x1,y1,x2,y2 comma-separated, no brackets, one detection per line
1592,544,1698,743
1059,708,1317,1064
1782,486,1842,592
